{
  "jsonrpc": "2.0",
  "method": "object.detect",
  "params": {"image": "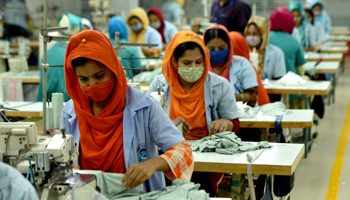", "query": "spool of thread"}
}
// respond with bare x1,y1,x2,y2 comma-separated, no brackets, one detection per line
52,93,64,129
4,41,9,55
250,48,259,70
18,41,26,56
46,107,54,130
